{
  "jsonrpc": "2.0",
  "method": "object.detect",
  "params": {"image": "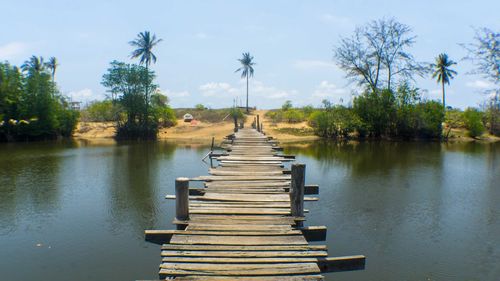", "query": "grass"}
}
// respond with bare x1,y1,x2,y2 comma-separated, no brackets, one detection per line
273,127,315,136
174,108,239,123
